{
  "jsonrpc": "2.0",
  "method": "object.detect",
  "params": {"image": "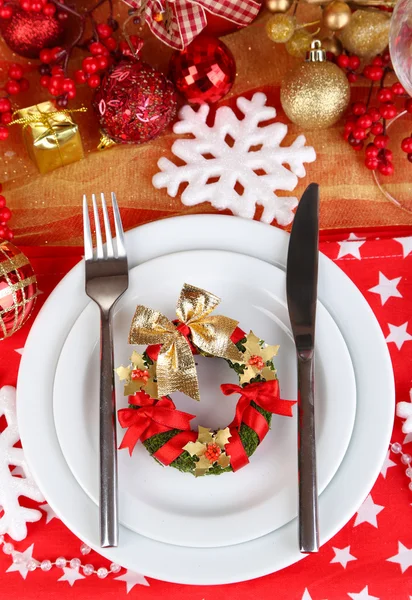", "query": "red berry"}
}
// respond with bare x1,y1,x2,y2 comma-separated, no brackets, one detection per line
365,156,379,170
0,126,9,140
5,80,20,95
51,46,63,61
96,23,113,38
405,98,412,113
8,63,24,80
42,2,55,15
31,2,43,12
364,65,384,81
19,77,29,92
372,56,383,67
392,82,405,96
365,143,379,158
0,98,11,113
337,54,349,69
40,75,50,87
103,36,117,51
381,148,393,162
407,153,412,163
96,55,109,70
377,88,393,103
5,228,13,241
66,89,76,99
347,72,358,83
0,195,5,208
1,111,12,125
51,65,64,76
367,107,381,122
401,137,412,153
62,77,75,92
0,6,13,17
0,225,6,238
371,122,383,135
20,0,31,10
352,102,367,116
379,102,397,119
74,69,87,84
82,56,99,74
39,49,53,63
352,141,364,151
374,134,389,148
56,94,68,108
378,161,394,176
89,41,105,56
87,73,100,88
344,120,355,133
0,206,11,221
348,55,360,71
357,114,373,129
353,127,367,140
